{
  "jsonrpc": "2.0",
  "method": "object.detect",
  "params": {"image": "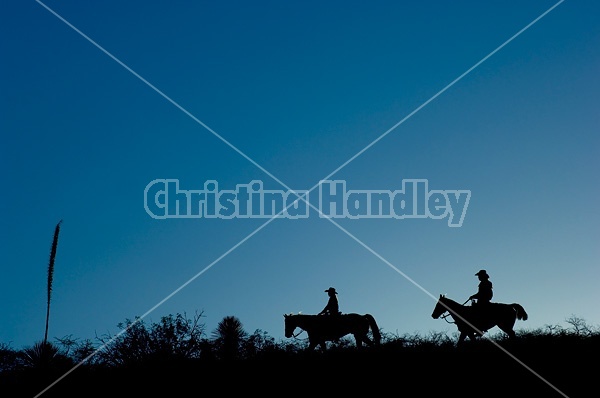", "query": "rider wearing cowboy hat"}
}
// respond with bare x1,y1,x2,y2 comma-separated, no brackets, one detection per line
469,270,493,306
319,287,341,316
